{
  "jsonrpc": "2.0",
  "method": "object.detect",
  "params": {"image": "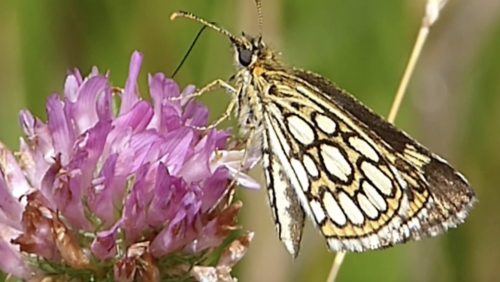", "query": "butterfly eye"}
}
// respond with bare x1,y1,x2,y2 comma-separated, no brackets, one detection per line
238,48,253,66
